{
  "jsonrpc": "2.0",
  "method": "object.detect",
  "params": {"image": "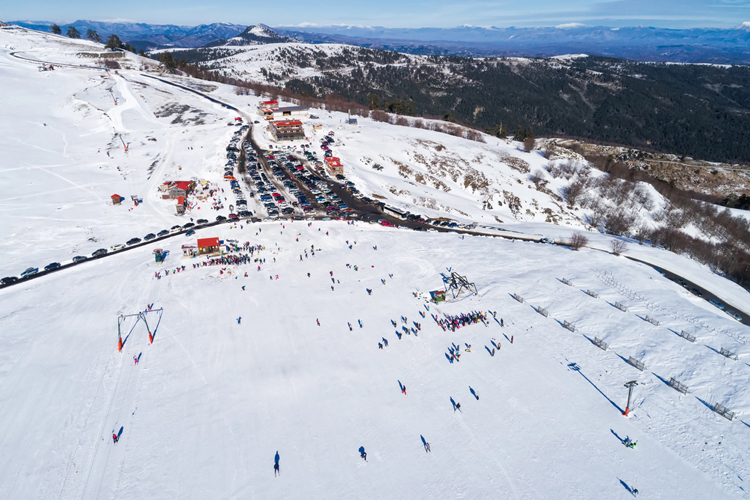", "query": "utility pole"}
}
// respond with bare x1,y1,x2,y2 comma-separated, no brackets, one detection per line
623,380,638,416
